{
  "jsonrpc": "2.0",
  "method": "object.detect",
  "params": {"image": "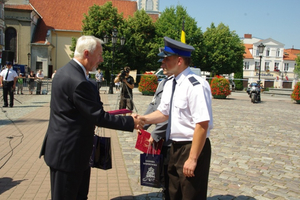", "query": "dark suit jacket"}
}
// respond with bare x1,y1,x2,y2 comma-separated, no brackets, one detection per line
40,59,134,172
143,78,172,146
